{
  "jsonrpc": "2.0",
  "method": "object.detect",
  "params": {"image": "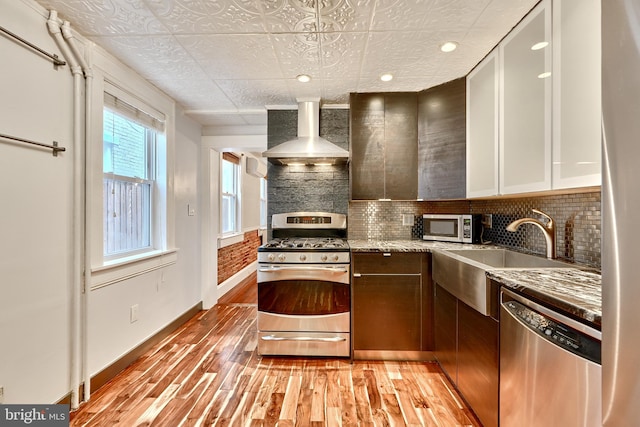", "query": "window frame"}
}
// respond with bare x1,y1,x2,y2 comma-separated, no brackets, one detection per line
88,72,176,289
